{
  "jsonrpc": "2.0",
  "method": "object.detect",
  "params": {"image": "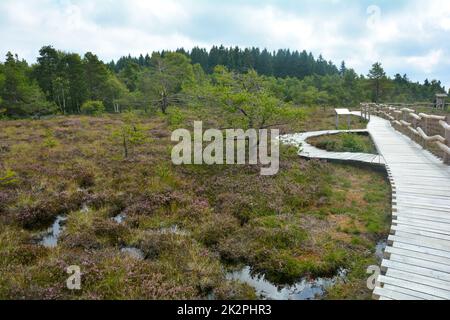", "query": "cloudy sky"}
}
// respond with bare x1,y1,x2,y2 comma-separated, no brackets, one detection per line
1,0,450,89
